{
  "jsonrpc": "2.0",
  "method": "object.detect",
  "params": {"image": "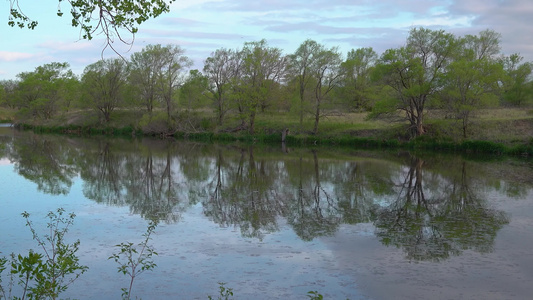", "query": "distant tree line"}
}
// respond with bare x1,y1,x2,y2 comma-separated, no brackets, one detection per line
1,27,532,139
